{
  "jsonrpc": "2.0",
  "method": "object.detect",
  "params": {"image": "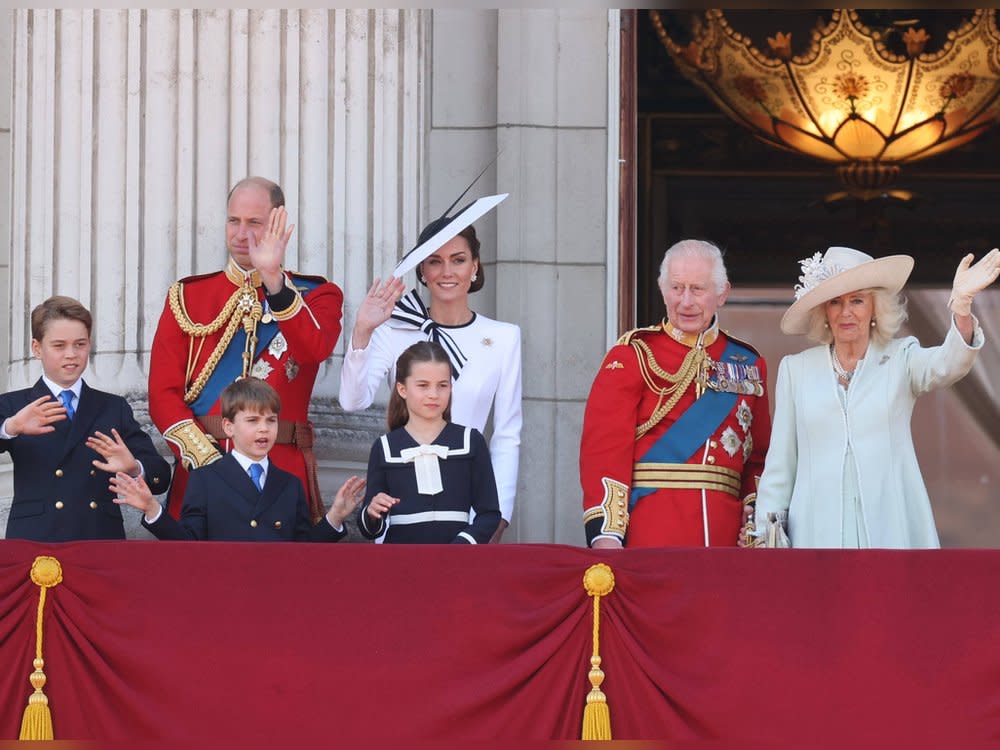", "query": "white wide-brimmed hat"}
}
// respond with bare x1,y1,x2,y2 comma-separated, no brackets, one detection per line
780,246,914,335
